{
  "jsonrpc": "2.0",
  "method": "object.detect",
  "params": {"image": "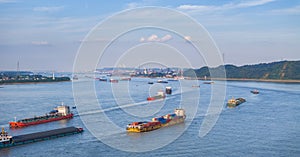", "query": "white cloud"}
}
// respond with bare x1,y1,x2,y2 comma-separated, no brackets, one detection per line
31,41,49,46
160,34,172,42
177,5,218,12
147,34,159,42
235,0,275,8
140,34,173,42
270,5,300,15
33,6,64,12
126,2,139,9
177,0,276,13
